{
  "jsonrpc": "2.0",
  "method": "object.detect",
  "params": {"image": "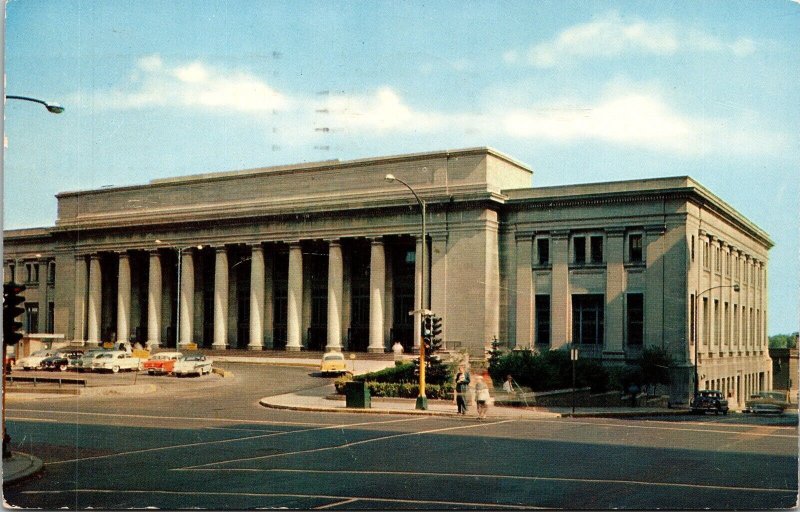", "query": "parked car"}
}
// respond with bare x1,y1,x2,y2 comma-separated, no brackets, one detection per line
319,352,349,376
90,350,142,373
75,349,108,372
173,353,212,377
143,352,183,375
41,350,85,371
17,349,58,371
690,390,729,415
745,390,790,414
